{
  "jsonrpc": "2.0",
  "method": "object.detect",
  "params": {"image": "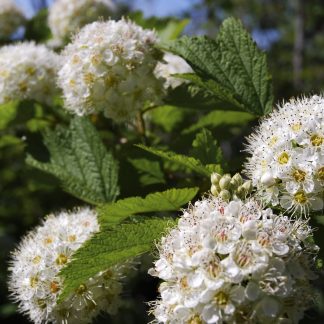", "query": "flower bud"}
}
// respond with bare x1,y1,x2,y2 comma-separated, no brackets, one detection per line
260,171,276,187
231,173,243,187
210,172,222,185
219,174,232,190
211,184,219,196
219,189,231,201
242,180,253,195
